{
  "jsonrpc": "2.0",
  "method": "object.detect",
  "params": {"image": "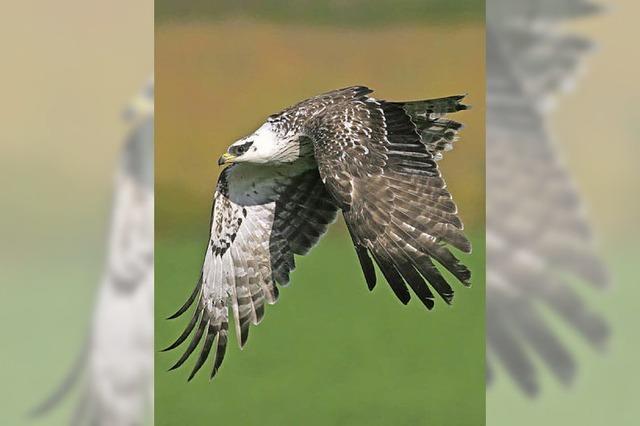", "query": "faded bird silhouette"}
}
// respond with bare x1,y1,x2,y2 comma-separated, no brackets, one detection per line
486,0,609,396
